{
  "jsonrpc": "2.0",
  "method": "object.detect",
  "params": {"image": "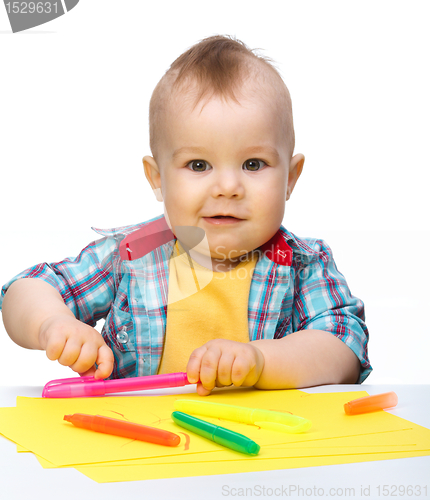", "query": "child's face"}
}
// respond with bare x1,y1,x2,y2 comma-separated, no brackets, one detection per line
144,87,303,271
